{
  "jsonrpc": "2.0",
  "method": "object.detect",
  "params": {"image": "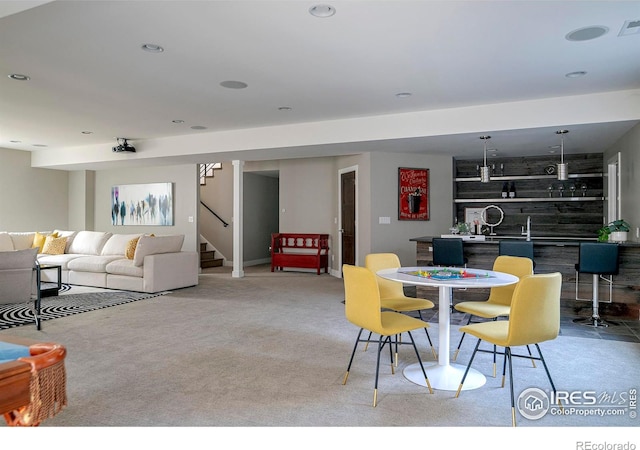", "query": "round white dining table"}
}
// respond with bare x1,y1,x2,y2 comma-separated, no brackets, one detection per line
376,266,519,391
